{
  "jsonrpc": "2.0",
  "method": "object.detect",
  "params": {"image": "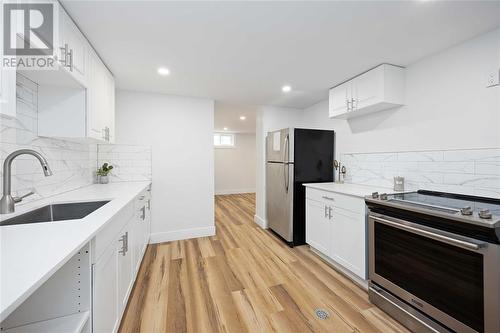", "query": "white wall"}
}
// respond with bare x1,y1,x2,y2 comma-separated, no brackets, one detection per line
301,28,500,154
115,91,215,243
214,133,256,194
254,105,303,228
